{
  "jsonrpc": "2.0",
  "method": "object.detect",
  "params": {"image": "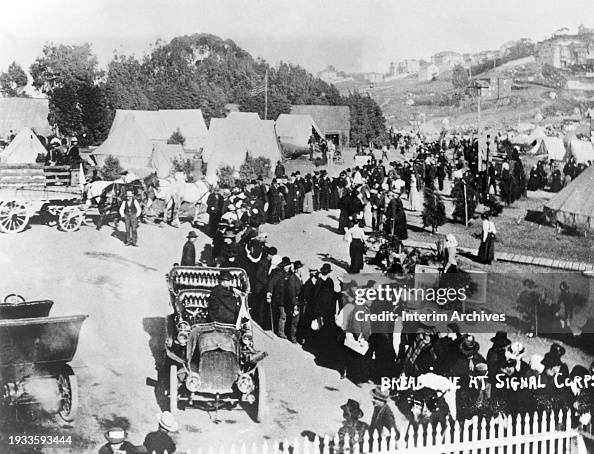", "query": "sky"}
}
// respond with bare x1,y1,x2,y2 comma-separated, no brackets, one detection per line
1,0,593,77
